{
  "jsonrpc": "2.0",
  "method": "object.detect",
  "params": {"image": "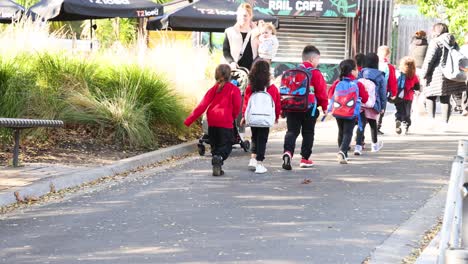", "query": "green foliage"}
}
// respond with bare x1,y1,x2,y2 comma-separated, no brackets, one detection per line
417,0,468,44
0,52,188,147
94,18,138,48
